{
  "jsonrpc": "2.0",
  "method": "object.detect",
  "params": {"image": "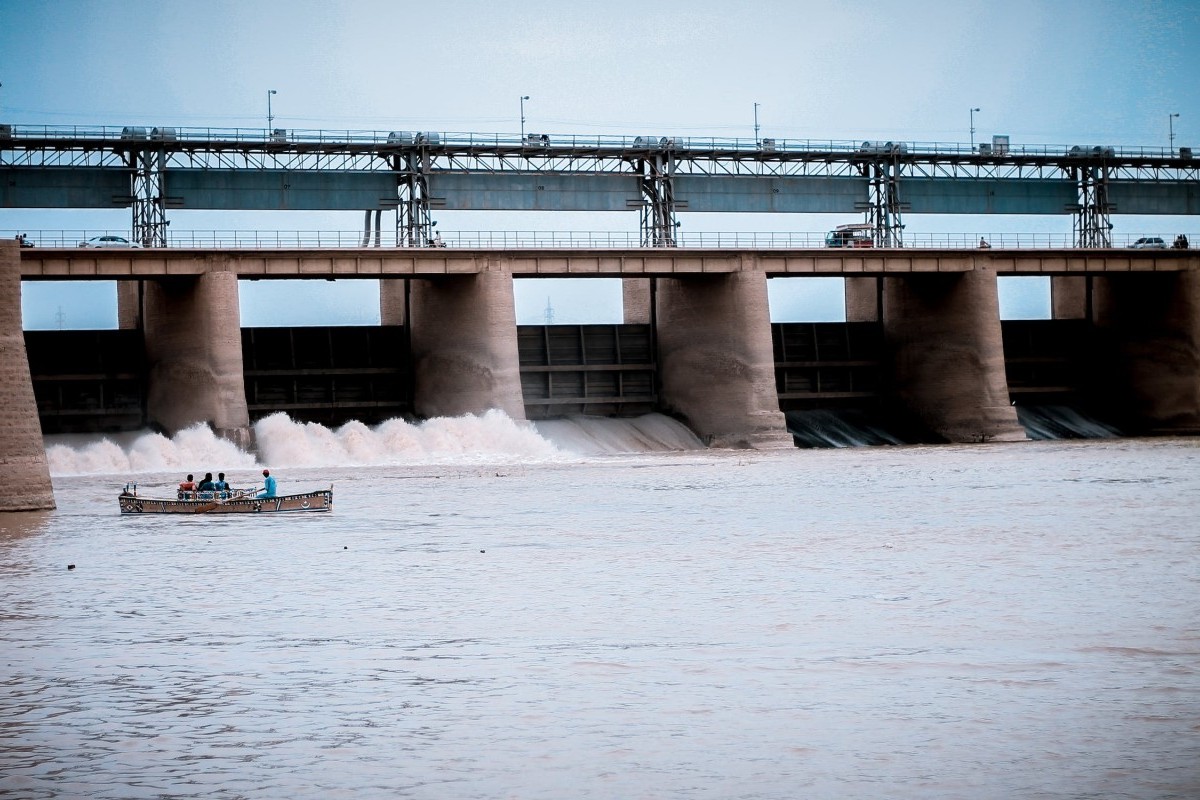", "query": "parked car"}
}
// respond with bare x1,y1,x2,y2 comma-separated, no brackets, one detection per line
1130,237,1168,249
79,235,141,248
